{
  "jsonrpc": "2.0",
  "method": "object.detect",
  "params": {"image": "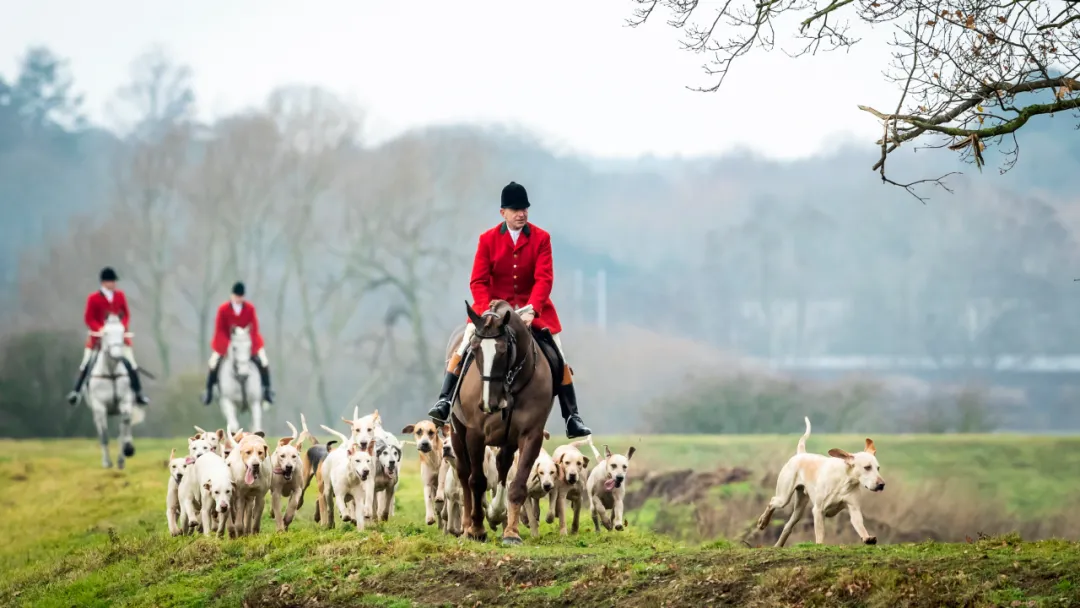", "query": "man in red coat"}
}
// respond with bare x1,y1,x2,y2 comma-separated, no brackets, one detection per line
66,267,150,406
427,181,592,438
200,281,274,407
